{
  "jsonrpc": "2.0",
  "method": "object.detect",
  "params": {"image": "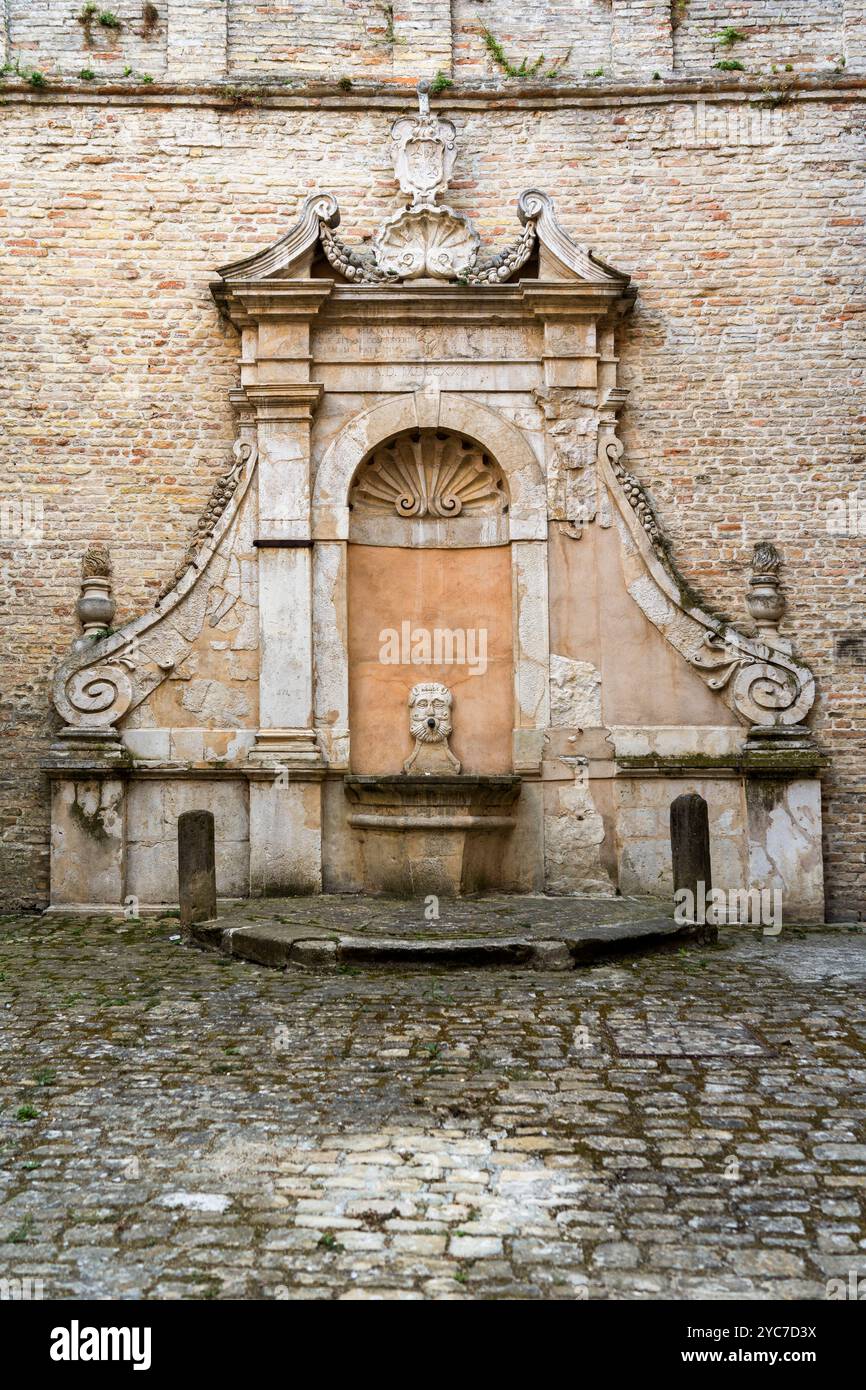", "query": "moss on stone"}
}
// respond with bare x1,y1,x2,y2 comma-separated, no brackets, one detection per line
70,798,110,844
